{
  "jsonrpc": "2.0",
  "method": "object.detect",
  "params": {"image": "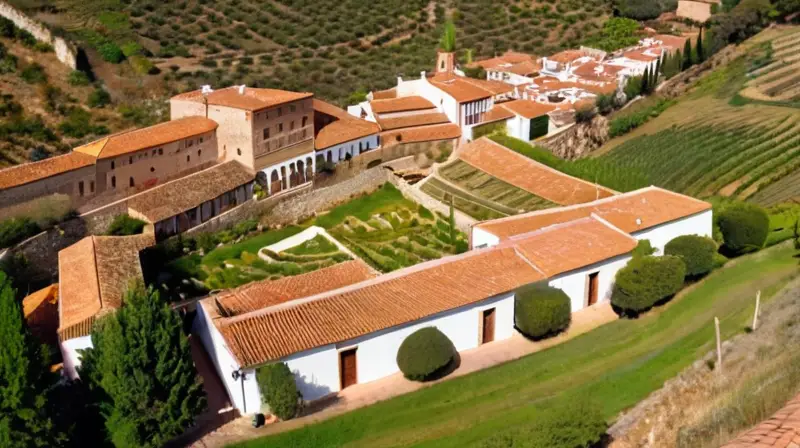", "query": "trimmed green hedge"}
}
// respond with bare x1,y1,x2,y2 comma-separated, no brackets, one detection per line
514,283,571,339
472,120,505,139
611,255,686,316
529,115,549,140
717,203,769,256
665,235,717,277
256,362,300,420
396,327,456,381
